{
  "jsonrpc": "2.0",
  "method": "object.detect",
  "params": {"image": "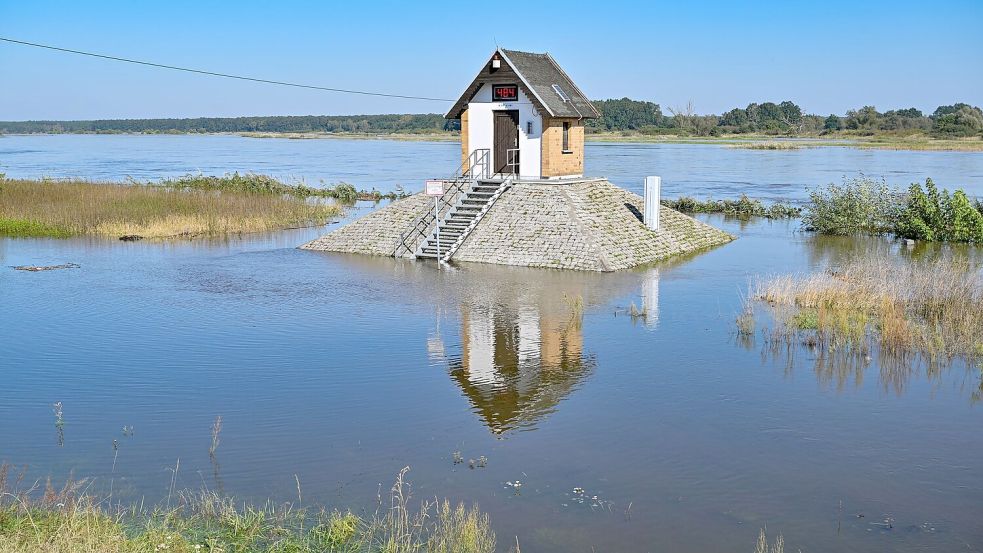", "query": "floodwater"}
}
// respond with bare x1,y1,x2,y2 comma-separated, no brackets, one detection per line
2,133,983,201
1,135,982,552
